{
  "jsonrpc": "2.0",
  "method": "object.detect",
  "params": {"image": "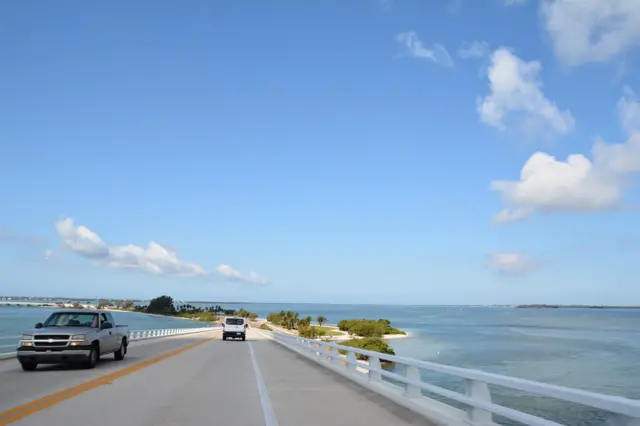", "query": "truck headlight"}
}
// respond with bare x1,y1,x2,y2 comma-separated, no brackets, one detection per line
70,335,86,341
20,335,32,341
